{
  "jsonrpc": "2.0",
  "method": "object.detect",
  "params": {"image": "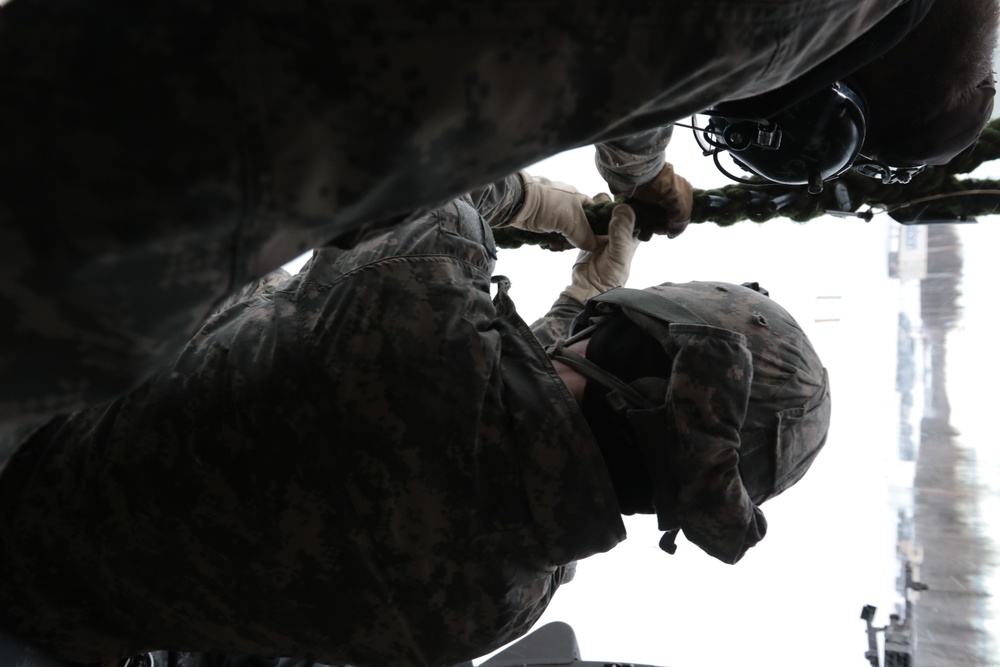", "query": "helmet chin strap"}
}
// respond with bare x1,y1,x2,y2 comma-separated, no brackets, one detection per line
547,337,684,555
545,339,653,411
